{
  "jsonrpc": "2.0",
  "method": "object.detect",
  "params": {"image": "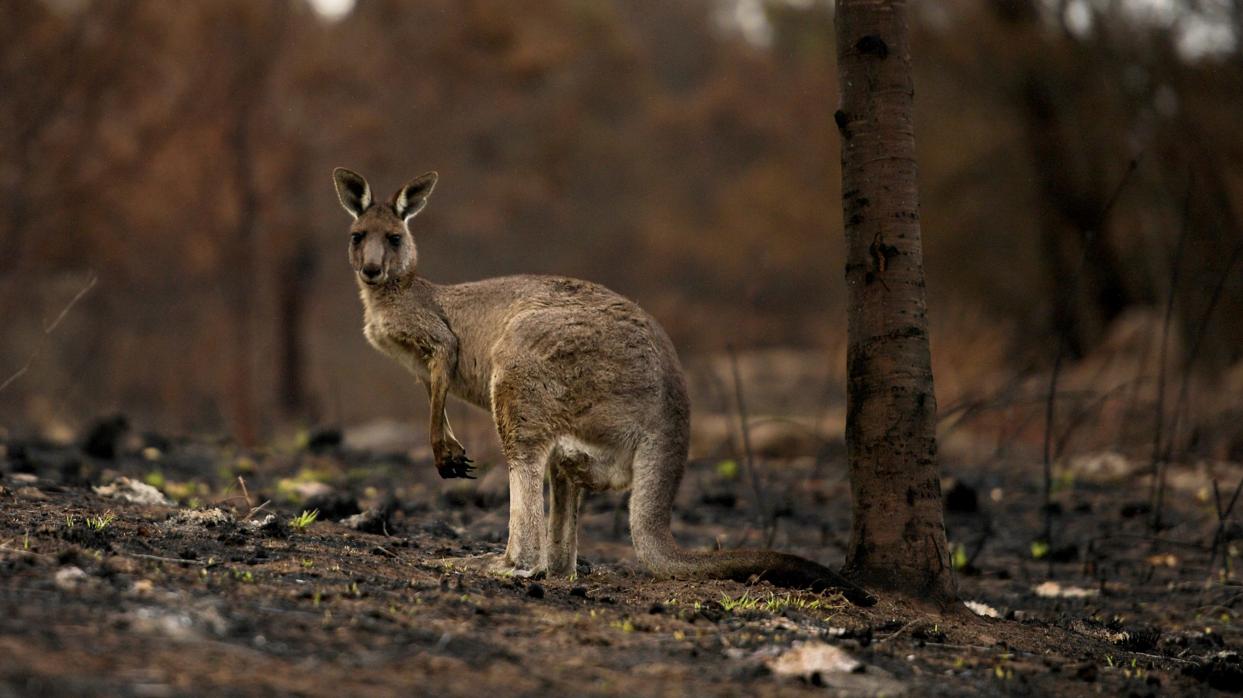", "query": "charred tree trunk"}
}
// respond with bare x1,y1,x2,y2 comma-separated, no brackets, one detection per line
1020,74,1132,358
994,0,1134,358
277,238,315,418
219,3,291,445
226,112,260,448
834,0,956,603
